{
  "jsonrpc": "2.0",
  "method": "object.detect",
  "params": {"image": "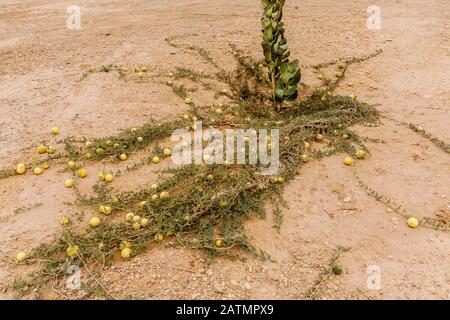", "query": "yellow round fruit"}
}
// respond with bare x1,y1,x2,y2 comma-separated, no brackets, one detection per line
51,127,59,135
104,174,114,182
98,171,105,180
154,234,164,242
33,167,43,175
106,140,112,146
207,174,214,181
335,71,344,78
85,153,92,159
98,242,105,250
37,145,47,154
151,194,159,202
103,206,112,215
140,218,149,227
125,212,135,222
141,66,148,72
121,67,129,73
47,146,56,154
139,201,147,207
215,108,222,115
150,183,158,190
338,63,347,69
64,179,74,188
85,141,93,148
215,239,223,248
275,176,285,184
160,191,170,200
67,245,79,257
132,222,141,230
88,67,96,73
77,168,88,178
163,148,171,157
98,205,106,213
120,154,127,161
16,252,27,263
89,217,101,228
131,127,137,133
187,43,195,49
301,154,310,163
219,200,230,208
113,143,120,148
96,148,105,155
407,217,419,228
304,141,310,149
344,157,353,166
316,134,324,142
137,136,144,143
152,156,160,164
121,247,132,259
60,217,70,225
416,125,424,133
68,161,76,170
16,163,26,175
184,97,193,105
317,74,324,80
356,150,366,159
132,215,141,223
